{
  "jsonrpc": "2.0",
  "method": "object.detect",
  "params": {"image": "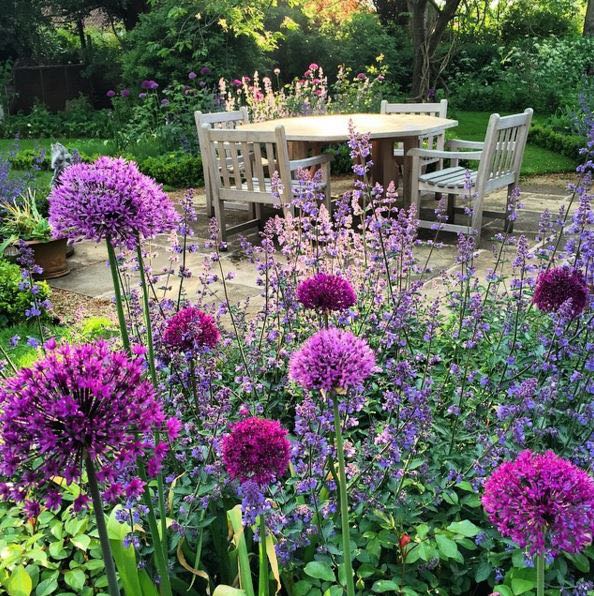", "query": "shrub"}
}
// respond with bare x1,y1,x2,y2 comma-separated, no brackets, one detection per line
528,124,583,162
0,258,51,326
136,152,203,188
